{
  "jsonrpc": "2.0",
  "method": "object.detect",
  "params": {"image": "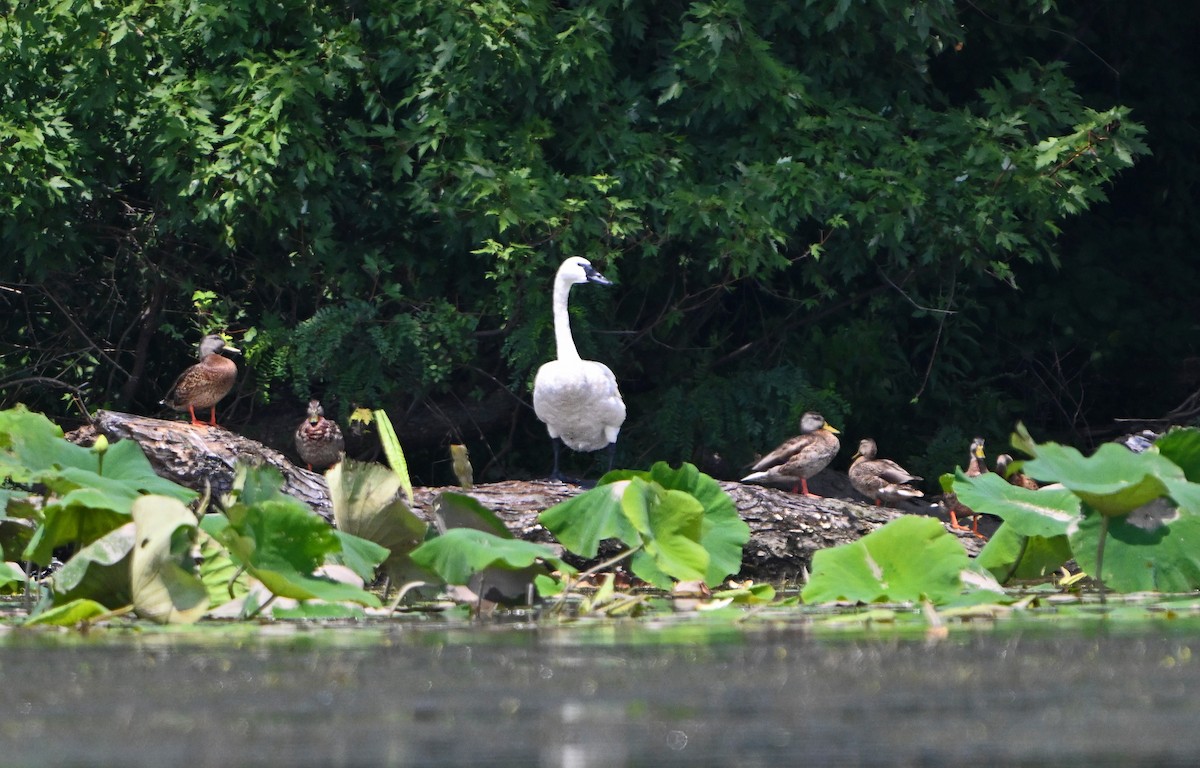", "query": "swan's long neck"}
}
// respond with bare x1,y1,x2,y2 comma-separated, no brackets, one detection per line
552,276,581,361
